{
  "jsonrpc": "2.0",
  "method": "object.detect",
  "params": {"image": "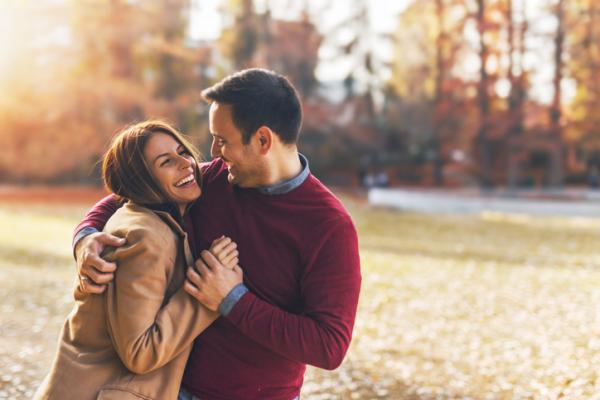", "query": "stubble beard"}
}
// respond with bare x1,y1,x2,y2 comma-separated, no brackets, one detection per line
228,164,268,188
